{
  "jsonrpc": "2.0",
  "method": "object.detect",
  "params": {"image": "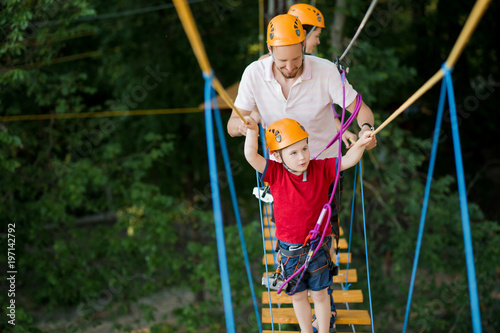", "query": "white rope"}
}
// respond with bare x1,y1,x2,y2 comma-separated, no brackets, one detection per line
339,0,379,61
